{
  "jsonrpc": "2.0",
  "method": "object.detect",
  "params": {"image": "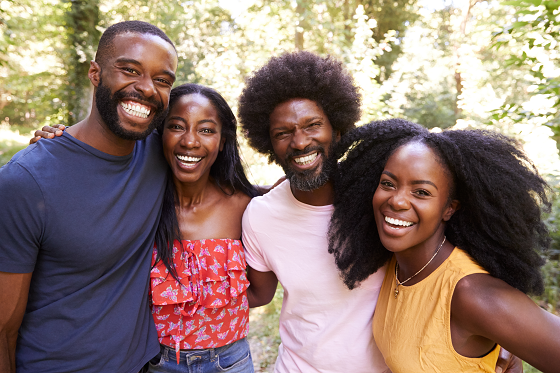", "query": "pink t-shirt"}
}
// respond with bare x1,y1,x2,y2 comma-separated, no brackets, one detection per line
242,180,388,373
